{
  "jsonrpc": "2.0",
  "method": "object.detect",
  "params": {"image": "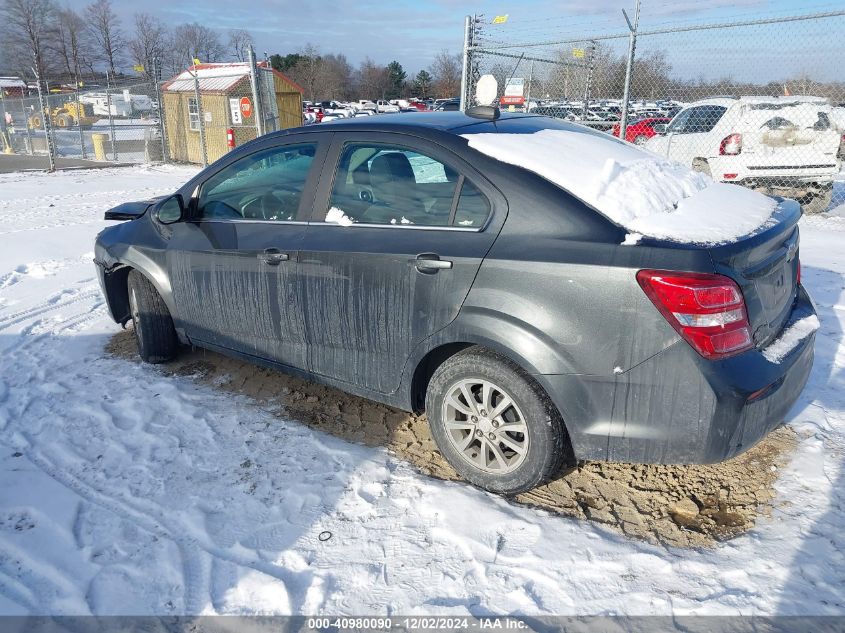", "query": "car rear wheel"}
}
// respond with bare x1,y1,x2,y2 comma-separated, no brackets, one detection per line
127,270,178,363
426,347,571,494
633,134,648,145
